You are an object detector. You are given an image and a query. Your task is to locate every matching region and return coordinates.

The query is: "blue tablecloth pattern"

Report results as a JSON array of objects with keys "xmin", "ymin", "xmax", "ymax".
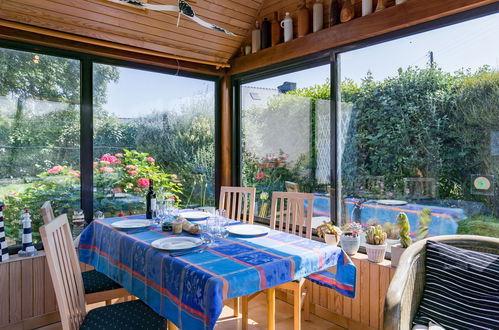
[{"xmin": 78, "ymin": 215, "xmax": 356, "ymax": 330}]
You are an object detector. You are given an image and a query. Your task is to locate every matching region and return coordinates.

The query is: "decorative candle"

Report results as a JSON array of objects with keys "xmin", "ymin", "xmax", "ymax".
[{"xmin": 313, "ymin": 0, "xmax": 324, "ymax": 32}]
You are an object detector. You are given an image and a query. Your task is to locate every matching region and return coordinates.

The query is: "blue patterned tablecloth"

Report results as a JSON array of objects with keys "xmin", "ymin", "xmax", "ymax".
[{"xmin": 78, "ymin": 214, "xmax": 356, "ymax": 330}]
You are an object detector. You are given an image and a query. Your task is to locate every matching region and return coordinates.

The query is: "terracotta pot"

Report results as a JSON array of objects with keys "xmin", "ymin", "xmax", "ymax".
[
  {"xmin": 297, "ymin": 0, "xmax": 310, "ymax": 37},
  {"xmin": 390, "ymin": 244, "xmax": 406, "ymax": 267},
  {"xmin": 340, "ymin": 235, "xmax": 360, "ymax": 255},
  {"xmin": 366, "ymin": 243, "xmax": 387, "ymax": 263},
  {"xmin": 324, "ymin": 233, "xmax": 339, "ymax": 246}
]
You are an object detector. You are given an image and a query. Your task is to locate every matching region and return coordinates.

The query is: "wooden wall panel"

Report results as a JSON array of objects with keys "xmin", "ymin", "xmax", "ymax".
[{"xmin": 0, "ymin": 254, "xmax": 58, "ymax": 329}]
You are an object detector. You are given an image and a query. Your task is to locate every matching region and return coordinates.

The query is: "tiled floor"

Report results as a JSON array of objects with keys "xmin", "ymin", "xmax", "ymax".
[{"xmin": 37, "ymin": 294, "xmax": 343, "ymax": 330}]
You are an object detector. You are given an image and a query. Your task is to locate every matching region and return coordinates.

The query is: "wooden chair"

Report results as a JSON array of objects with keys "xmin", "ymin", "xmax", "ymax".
[
  {"xmin": 40, "ymin": 214, "xmax": 168, "ymax": 330},
  {"xmin": 241, "ymin": 192, "xmax": 314, "ymax": 330},
  {"xmin": 218, "ymin": 186, "xmax": 256, "ymax": 319},
  {"xmin": 41, "ymin": 201, "xmax": 129, "ymax": 305},
  {"xmin": 219, "ymin": 186, "xmax": 256, "ymax": 224}
]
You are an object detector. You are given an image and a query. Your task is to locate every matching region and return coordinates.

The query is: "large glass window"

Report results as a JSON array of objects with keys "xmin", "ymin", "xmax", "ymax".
[
  {"xmin": 240, "ymin": 65, "xmax": 331, "ymax": 227},
  {"xmin": 93, "ymin": 64, "xmax": 216, "ymax": 217},
  {"xmin": 0, "ymin": 48, "xmax": 80, "ymax": 245},
  {"xmin": 338, "ymin": 13, "xmax": 499, "ymax": 244}
]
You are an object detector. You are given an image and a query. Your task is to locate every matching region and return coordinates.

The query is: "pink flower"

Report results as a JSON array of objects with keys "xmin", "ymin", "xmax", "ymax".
[
  {"xmin": 100, "ymin": 154, "xmax": 120, "ymax": 164},
  {"xmin": 146, "ymin": 157, "xmax": 155, "ymax": 163},
  {"xmin": 255, "ymin": 172, "xmax": 266, "ymax": 180},
  {"xmin": 99, "ymin": 160, "xmax": 110, "ymax": 166},
  {"xmin": 127, "ymin": 170, "xmax": 138, "ymax": 176},
  {"xmin": 112, "ymin": 187, "xmax": 122, "ymax": 194},
  {"xmin": 93, "ymin": 162, "xmax": 98, "ymax": 168},
  {"xmin": 115, "ymin": 153, "xmax": 124, "ymax": 158},
  {"xmin": 47, "ymin": 165, "xmax": 64, "ymax": 174},
  {"xmin": 68, "ymin": 170, "xmax": 80, "ymax": 178},
  {"xmin": 281, "ymin": 153, "xmax": 289, "ymax": 159},
  {"xmin": 98, "ymin": 167, "xmax": 114, "ymax": 173},
  {"xmin": 125, "ymin": 165, "xmax": 138, "ymax": 171},
  {"xmin": 137, "ymin": 178, "xmax": 150, "ymax": 188}
]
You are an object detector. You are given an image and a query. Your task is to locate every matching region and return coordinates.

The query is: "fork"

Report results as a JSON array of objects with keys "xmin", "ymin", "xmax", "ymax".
[{"xmin": 169, "ymin": 246, "xmax": 207, "ymax": 257}]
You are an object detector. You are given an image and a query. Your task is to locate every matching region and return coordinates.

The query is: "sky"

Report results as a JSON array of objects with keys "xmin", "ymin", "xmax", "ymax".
[{"xmin": 102, "ymin": 12, "xmax": 499, "ymax": 116}]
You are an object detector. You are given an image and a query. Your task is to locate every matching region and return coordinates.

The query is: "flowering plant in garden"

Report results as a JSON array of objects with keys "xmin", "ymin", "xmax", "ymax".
[
  {"xmin": 243, "ymin": 151, "xmax": 294, "ymax": 192},
  {"xmin": 340, "ymin": 222, "xmax": 363, "ymax": 238}
]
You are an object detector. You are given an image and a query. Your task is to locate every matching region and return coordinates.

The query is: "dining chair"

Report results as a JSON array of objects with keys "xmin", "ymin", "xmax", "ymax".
[
  {"xmin": 40, "ymin": 201, "xmax": 129, "ymax": 305},
  {"xmin": 40, "ymin": 214, "xmax": 168, "ymax": 330},
  {"xmin": 218, "ymin": 186, "xmax": 256, "ymax": 319},
  {"xmin": 219, "ymin": 186, "xmax": 256, "ymax": 224},
  {"xmin": 241, "ymin": 192, "xmax": 314, "ymax": 330}
]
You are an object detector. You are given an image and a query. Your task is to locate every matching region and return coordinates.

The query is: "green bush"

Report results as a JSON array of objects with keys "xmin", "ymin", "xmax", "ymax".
[{"xmin": 457, "ymin": 215, "xmax": 499, "ymax": 238}]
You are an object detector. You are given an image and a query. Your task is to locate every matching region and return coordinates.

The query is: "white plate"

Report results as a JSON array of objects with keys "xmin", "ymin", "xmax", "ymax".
[
  {"xmin": 227, "ymin": 224, "xmax": 270, "ymax": 237},
  {"xmin": 375, "ymin": 200, "xmax": 408, "ymax": 206},
  {"xmin": 111, "ymin": 219, "xmax": 152, "ymax": 229},
  {"xmin": 151, "ymin": 237, "xmax": 203, "ymax": 251},
  {"xmin": 180, "ymin": 211, "xmax": 211, "ymax": 221}
]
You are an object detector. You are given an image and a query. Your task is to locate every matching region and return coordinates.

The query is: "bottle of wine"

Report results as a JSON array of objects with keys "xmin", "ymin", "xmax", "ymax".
[{"xmin": 146, "ymin": 179, "xmax": 156, "ymax": 219}]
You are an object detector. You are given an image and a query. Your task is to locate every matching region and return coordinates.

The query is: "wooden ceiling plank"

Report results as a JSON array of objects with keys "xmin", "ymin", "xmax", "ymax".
[
  {"xmin": 0, "ymin": 10, "xmax": 227, "ymax": 63},
  {"xmin": 229, "ymin": 0, "xmax": 496, "ymax": 75},
  {"xmin": 5, "ymin": 0, "xmax": 236, "ymax": 55},
  {"xmin": 0, "ymin": 4, "xmax": 232, "ymax": 60}
]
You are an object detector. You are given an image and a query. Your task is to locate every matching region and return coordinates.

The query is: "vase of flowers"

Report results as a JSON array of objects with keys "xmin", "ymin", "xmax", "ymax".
[
  {"xmin": 340, "ymin": 222, "xmax": 362, "ymax": 255},
  {"xmin": 317, "ymin": 221, "xmax": 342, "ymax": 246},
  {"xmin": 365, "ymin": 225, "xmax": 388, "ymax": 263}
]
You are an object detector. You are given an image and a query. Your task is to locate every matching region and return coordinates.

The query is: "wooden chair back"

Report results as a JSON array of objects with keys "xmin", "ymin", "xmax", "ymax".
[
  {"xmin": 41, "ymin": 201, "xmax": 55, "ymax": 224},
  {"xmin": 285, "ymin": 181, "xmax": 299, "ymax": 192},
  {"xmin": 219, "ymin": 186, "xmax": 256, "ymax": 224},
  {"xmin": 40, "ymin": 214, "xmax": 86, "ymax": 330},
  {"xmin": 270, "ymin": 192, "xmax": 315, "ymax": 239}
]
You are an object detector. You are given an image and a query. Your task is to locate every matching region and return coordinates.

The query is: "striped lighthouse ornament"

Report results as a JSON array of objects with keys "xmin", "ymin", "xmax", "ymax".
[
  {"xmin": 0, "ymin": 202, "xmax": 9, "ymax": 262},
  {"xmin": 18, "ymin": 210, "xmax": 37, "ymax": 257}
]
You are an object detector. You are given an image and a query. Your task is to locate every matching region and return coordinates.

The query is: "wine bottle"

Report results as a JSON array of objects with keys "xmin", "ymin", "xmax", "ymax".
[{"xmin": 146, "ymin": 180, "xmax": 156, "ymax": 219}]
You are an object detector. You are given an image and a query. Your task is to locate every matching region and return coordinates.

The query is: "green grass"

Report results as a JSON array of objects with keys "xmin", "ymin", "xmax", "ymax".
[{"xmin": 457, "ymin": 215, "xmax": 499, "ymax": 238}]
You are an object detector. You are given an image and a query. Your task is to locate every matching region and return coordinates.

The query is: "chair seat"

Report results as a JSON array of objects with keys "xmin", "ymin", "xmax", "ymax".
[
  {"xmin": 80, "ymin": 300, "xmax": 167, "ymax": 330},
  {"xmin": 82, "ymin": 270, "xmax": 122, "ymax": 294}
]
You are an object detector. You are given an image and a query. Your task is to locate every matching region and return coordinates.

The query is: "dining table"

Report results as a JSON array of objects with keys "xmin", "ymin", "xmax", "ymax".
[{"xmin": 78, "ymin": 213, "xmax": 357, "ymax": 330}]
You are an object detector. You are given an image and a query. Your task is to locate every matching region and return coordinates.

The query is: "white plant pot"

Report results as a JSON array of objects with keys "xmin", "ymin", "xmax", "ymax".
[
  {"xmin": 366, "ymin": 243, "xmax": 387, "ymax": 263},
  {"xmin": 324, "ymin": 233, "xmax": 339, "ymax": 246},
  {"xmin": 396, "ymin": 0, "xmax": 408, "ymax": 4},
  {"xmin": 341, "ymin": 235, "xmax": 360, "ymax": 255},
  {"xmin": 390, "ymin": 244, "xmax": 406, "ymax": 267}
]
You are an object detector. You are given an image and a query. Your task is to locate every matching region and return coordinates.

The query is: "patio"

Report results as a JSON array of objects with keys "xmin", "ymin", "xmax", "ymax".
[{"xmin": 0, "ymin": 0, "xmax": 498, "ymax": 330}]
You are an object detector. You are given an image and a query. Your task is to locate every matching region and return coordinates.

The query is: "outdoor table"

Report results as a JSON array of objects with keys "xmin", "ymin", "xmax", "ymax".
[{"xmin": 78, "ymin": 214, "xmax": 356, "ymax": 330}]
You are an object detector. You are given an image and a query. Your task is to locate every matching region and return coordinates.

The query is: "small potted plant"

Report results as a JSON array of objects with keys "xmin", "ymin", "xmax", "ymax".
[
  {"xmin": 340, "ymin": 222, "xmax": 362, "ymax": 255},
  {"xmin": 391, "ymin": 212, "xmax": 412, "ymax": 267},
  {"xmin": 365, "ymin": 225, "xmax": 388, "ymax": 263},
  {"xmin": 317, "ymin": 221, "xmax": 342, "ymax": 246}
]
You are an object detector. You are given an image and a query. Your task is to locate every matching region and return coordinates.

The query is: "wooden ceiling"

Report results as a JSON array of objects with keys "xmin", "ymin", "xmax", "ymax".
[{"xmin": 0, "ymin": 0, "xmax": 265, "ymax": 66}]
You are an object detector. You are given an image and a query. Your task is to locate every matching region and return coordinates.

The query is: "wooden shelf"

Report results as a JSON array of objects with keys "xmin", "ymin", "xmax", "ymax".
[{"xmin": 229, "ymin": 0, "xmax": 496, "ymax": 75}]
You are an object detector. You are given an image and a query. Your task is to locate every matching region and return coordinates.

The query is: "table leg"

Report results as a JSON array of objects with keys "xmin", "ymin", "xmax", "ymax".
[
  {"xmin": 233, "ymin": 297, "xmax": 240, "ymax": 317},
  {"xmin": 266, "ymin": 288, "xmax": 275, "ymax": 330},
  {"xmin": 167, "ymin": 320, "xmax": 179, "ymax": 330},
  {"xmin": 242, "ymin": 296, "xmax": 249, "ymax": 330}
]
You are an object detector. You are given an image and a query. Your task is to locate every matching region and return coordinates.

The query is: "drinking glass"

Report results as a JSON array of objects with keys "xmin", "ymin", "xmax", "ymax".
[{"xmin": 201, "ymin": 217, "xmax": 215, "ymax": 247}]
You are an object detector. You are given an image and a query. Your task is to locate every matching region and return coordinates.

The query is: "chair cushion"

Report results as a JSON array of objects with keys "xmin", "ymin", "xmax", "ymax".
[
  {"xmin": 80, "ymin": 300, "xmax": 167, "ymax": 330},
  {"xmin": 82, "ymin": 270, "xmax": 122, "ymax": 294},
  {"xmin": 413, "ymin": 240, "xmax": 499, "ymax": 329}
]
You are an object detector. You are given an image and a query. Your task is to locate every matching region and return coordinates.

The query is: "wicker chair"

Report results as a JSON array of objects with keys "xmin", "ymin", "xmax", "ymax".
[{"xmin": 384, "ymin": 235, "xmax": 499, "ymax": 330}]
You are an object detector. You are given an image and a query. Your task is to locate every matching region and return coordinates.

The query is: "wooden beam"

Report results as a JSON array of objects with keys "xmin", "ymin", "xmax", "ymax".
[
  {"xmin": 0, "ymin": 21, "xmax": 227, "ymax": 75},
  {"xmin": 229, "ymin": 0, "xmax": 496, "ymax": 75},
  {"xmin": 220, "ymin": 74, "xmax": 233, "ymax": 186}
]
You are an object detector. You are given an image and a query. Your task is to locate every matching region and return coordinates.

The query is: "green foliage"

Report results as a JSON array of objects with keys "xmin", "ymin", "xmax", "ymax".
[
  {"xmin": 365, "ymin": 225, "xmax": 387, "ymax": 245},
  {"xmin": 397, "ymin": 212, "xmax": 412, "ymax": 248},
  {"xmin": 317, "ymin": 221, "xmax": 341, "ymax": 239},
  {"xmin": 416, "ymin": 208, "xmax": 431, "ymax": 240},
  {"xmin": 457, "ymin": 215, "xmax": 499, "ymax": 238}
]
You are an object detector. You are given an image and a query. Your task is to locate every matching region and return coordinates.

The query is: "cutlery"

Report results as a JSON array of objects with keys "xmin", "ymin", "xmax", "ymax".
[{"xmin": 169, "ymin": 246, "xmax": 207, "ymax": 257}]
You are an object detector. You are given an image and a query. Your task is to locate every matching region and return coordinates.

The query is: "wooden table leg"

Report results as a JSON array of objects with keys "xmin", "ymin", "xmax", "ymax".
[
  {"xmin": 242, "ymin": 295, "xmax": 249, "ymax": 330},
  {"xmin": 266, "ymin": 288, "xmax": 275, "ymax": 330},
  {"xmin": 233, "ymin": 297, "xmax": 240, "ymax": 317}
]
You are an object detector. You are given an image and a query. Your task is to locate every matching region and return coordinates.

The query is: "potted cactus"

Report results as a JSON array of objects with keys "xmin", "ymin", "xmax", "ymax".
[
  {"xmin": 365, "ymin": 225, "xmax": 388, "ymax": 263},
  {"xmin": 391, "ymin": 212, "xmax": 412, "ymax": 267},
  {"xmin": 340, "ymin": 222, "xmax": 362, "ymax": 255},
  {"xmin": 317, "ymin": 221, "xmax": 342, "ymax": 246}
]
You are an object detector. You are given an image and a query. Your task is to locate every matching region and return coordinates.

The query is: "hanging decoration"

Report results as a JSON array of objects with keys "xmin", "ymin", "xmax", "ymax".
[
  {"xmin": 106, "ymin": 0, "xmax": 238, "ymax": 36},
  {"xmin": 0, "ymin": 202, "xmax": 9, "ymax": 262}
]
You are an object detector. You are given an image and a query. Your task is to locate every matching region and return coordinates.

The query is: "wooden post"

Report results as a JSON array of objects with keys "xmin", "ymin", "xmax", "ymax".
[{"xmin": 220, "ymin": 74, "xmax": 232, "ymax": 187}]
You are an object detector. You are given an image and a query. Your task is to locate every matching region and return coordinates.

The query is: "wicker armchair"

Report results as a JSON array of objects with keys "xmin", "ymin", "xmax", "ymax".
[{"xmin": 384, "ymin": 235, "xmax": 499, "ymax": 330}]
